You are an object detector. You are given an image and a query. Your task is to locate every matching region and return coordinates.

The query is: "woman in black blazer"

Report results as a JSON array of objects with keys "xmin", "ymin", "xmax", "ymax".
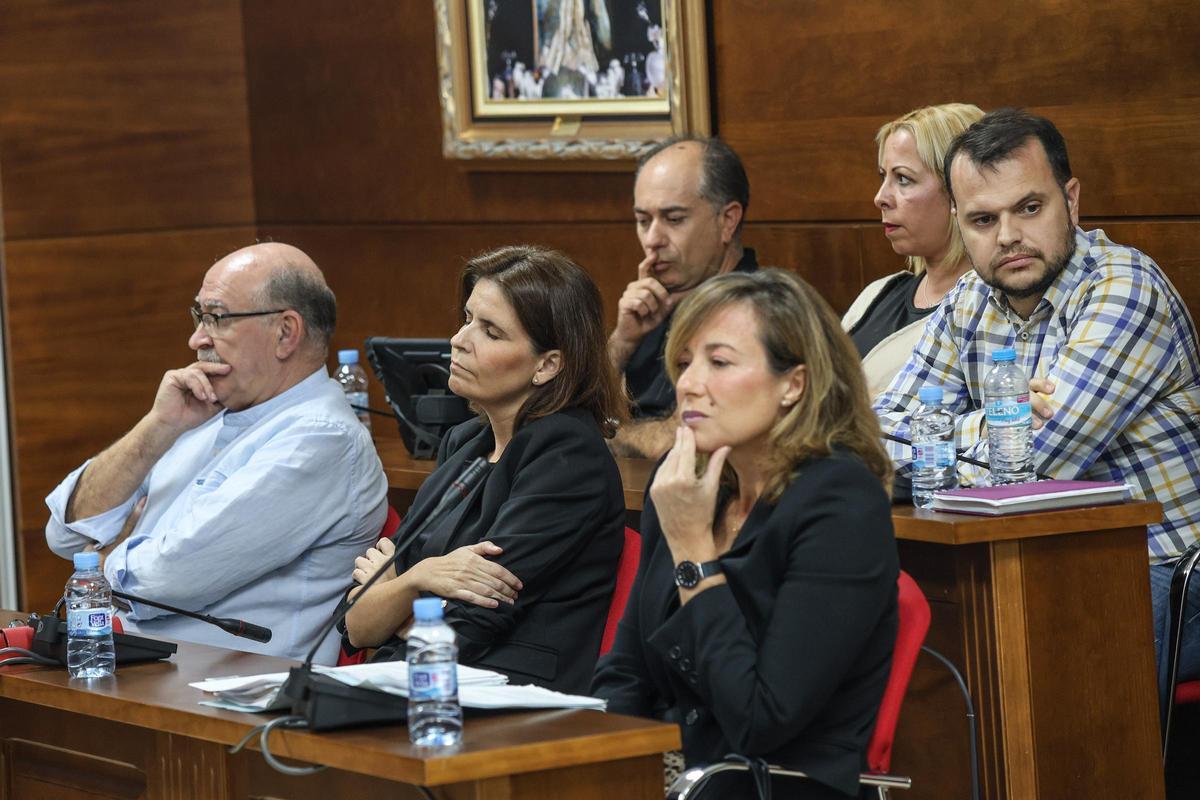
[
  {"xmin": 346, "ymin": 246, "xmax": 626, "ymax": 694},
  {"xmin": 593, "ymin": 269, "xmax": 899, "ymax": 799}
]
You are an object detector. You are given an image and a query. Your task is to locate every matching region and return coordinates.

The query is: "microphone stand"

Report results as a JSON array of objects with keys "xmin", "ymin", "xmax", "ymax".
[
  {"xmin": 280, "ymin": 457, "xmax": 489, "ymax": 731},
  {"xmin": 112, "ymin": 591, "xmax": 272, "ymax": 643}
]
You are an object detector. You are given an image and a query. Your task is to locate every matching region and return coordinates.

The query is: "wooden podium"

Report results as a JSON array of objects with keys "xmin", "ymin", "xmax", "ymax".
[
  {"xmin": 0, "ymin": 626, "xmax": 679, "ymax": 799},
  {"xmin": 891, "ymin": 502, "xmax": 1166, "ymax": 799}
]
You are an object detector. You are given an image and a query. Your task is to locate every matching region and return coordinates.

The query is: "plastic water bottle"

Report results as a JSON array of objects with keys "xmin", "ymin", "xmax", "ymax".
[
  {"xmin": 911, "ymin": 386, "xmax": 957, "ymax": 508},
  {"xmin": 335, "ymin": 349, "xmax": 371, "ymax": 432},
  {"xmin": 983, "ymin": 348, "xmax": 1035, "ymax": 485},
  {"xmin": 407, "ymin": 597, "xmax": 462, "ymax": 747},
  {"xmin": 65, "ymin": 551, "xmax": 116, "ymax": 679}
]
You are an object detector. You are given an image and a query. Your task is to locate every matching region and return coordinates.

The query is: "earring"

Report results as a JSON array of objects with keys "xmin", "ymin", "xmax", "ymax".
[{"xmin": 532, "ymin": 377, "xmax": 540, "ymax": 385}]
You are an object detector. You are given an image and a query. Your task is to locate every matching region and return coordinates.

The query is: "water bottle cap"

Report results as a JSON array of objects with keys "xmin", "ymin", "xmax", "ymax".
[
  {"xmin": 338, "ymin": 349, "xmax": 360, "ymax": 365},
  {"xmin": 412, "ymin": 597, "xmax": 444, "ymax": 621},
  {"xmin": 991, "ymin": 348, "xmax": 1016, "ymax": 363},
  {"xmin": 73, "ymin": 551, "xmax": 100, "ymax": 570},
  {"xmin": 918, "ymin": 386, "xmax": 944, "ymax": 404}
]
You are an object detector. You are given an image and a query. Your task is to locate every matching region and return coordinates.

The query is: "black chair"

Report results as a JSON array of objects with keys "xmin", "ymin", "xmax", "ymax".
[{"xmin": 1162, "ymin": 540, "xmax": 1200, "ymax": 764}]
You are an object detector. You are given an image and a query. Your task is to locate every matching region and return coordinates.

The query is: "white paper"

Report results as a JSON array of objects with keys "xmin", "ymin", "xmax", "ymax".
[{"xmin": 190, "ymin": 661, "xmax": 603, "ymax": 714}]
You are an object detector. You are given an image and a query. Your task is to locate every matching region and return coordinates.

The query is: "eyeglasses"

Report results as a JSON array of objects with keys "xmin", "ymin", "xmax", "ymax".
[{"xmin": 190, "ymin": 304, "xmax": 286, "ymax": 332}]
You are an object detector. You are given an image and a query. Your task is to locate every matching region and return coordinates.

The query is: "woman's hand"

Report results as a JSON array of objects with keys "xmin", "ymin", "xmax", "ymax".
[
  {"xmin": 352, "ymin": 537, "xmax": 399, "ymax": 587},
  {"xmin": 407, "ymin": 542, "xmax": 523, "ymax": 608},
  {"xmin": 649, "ymin": 426, "xmax": 730, "ymax": 564}
]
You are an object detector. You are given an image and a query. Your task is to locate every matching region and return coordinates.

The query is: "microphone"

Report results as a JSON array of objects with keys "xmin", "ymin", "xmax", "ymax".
[
  {"xmin": 281, "ymin": 456, "xmax": 489, "ymax": 731},
  {"xmin": 111, "ymin": 590, "xmax": 272, "ymax": 643},
  {"xmin": 883, "ymin": 432, "xmax": 1050, "ymax": 481}
]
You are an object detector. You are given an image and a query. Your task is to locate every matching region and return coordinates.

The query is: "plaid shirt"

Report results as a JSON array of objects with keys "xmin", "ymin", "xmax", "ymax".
[{"xmin": 875, "ymin": 227, "xmax": 1200, "ymax": 563}]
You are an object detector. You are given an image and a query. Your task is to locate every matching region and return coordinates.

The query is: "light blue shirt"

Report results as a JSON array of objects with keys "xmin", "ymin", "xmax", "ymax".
[{"xmin": 45, "ymin": 368, "xmax": 388, "ymax": 664}]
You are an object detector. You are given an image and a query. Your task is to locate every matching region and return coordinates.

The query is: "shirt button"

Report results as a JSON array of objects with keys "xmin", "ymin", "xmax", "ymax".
[
  {"xmin": 669, "ymin": 646, "xmax": 682, "ymax": 660},
  {"xmin": 1020, "ymin": 332, "xmax": 1030, "ymax": 341},
  {"xmin": 679, "ymin": 657, "xmax": 693, "ymax": 671},
  {"xmin": 685, "ymin": 709, "xmax": 699, "ymax": 725}
]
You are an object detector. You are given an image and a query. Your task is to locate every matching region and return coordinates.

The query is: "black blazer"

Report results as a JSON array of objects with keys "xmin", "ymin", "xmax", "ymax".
[
  {"xmin": 379, "ymin": 408, "xmax": 625, "ymax": 695},
  {"xmin": 593, "ymin": 450, "xmax": 898, "ymax": 799}
]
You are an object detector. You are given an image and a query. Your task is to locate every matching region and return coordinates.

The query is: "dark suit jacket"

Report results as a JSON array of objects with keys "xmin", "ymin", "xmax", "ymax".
[
  {"xmin": 593, "ymin": 450, "xmax": 898, "ymax": 798},
  {"xmin": 379, "ymin": 407, "xmax": 625, "ymax": 695}
]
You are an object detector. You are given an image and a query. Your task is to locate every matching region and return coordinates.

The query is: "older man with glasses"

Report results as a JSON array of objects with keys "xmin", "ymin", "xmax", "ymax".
[{"xmin": 44, "ymin": 242, "xmax": 387, "ymax": 664}]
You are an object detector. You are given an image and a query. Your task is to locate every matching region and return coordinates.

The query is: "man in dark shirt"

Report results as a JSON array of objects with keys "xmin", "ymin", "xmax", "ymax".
[{"xmin": 608, "ymin": 137, "xmax": 758, "ymax": 458}]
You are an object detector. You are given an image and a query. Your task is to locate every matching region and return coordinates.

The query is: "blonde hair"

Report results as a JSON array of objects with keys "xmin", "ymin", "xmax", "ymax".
[
  {"xmin": 665, "ymin": 269, "xmax": 893, "ymax": 502},
  {"xmin": 876, "ymin": 103, "xmax": 984, "ymax": 275}
]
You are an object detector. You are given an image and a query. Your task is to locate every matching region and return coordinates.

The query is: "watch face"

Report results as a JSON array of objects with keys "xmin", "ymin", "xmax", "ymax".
[{"xmin": 674, "ymin": 561, "xmax": 701, "ymax": 589}]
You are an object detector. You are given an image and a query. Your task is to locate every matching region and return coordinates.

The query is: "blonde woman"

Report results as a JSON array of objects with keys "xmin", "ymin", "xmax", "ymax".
[{"xmin": 843, "ymin": 103, "xmax": 984, "ymax": 397}]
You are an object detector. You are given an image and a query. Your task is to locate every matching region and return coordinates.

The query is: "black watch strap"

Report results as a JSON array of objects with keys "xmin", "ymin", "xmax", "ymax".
[{"xmin": 674, "ymin": 559, "xmax": 723, "ymax": 589}]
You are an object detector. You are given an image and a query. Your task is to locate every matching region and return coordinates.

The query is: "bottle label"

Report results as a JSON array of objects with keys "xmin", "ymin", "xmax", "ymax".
[
  {"xmin": 914, "ymin": 441, "xmax": 955, "ymax": 469},
  {"xmin": 409, "ymin": 662, "xmax": 457, "ymax": 701},
  {"xmin": 67, "ymin": 607, "xmax": 112, "ymax": 636},
  {"xmin": 985, "ymin": 395, "xmax": 1031, "ymax": 428},
  {"xmin": 345, "ymin": 391, "xmax": 368, "ymax": 411}
]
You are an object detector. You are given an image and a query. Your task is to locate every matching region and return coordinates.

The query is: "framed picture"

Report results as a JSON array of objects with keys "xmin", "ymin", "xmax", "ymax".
[{"xmin": 434, "ymin": 0, "xmax": 710, "ymax": 161}]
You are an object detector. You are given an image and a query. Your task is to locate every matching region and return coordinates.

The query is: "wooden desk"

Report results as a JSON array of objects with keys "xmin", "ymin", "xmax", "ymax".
[
  {"xmin": 376, "ymin": 434, "xmax": 1167, "ymax": 799},
  {"xmin": 891, "ymin": 502, "xmax": 1165, "ymax": 800},
  {"xmin": 0, "ymin": 627, "xmax": 679, "ymax": 799}
]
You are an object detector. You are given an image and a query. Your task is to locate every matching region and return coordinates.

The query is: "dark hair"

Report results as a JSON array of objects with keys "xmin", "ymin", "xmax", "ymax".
[
  {"xmin": 943, "ymin": 108, "xmax": 1072, "ymax": 203},
  {"xmin": 460, "ymin": 246, "xmax": 625, "ymax": 437},
  {"xmin": 259, "ymin": 266, "xmax": 337, "ymax": 351},
  {"xmin": 665, "ymin": 269, "xmax": 893, "ymax": 501},
  {"xmin": 636, "ymin": 136, "xmax": 750, "ymax": 236}
]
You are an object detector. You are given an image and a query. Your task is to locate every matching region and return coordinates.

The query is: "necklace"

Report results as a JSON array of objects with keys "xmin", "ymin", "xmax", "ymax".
[{"xmin": 916, "ymin": 275, "xmax": 931, "ymax": 308}]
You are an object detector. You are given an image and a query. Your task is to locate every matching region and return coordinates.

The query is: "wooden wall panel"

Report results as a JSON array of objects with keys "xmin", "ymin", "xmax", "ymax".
[
  {"xmin": 241, "ymin": 0, "xmax": 631, "ymax": 225},
  {"xmin": 0, "ymin": 0, "xmax": 254, "ymax": 240},
  {"xmin": 714, "ymin": 0, "xmax": 1200, "ymax": 221},
  {"xmin": 4, "ymin": 0, "xmax": 1199, "ymax": 629},
  {"xmin": 7, "ymin": 229, "xmax": 258, "ymax": 614}
]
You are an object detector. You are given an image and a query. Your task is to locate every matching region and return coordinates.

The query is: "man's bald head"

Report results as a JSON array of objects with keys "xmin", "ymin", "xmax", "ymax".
[
  {"xmin": 216, "ymin": 243, "xmax": 337, "ymax": 355},
  {"xmin": 634, "ymin": 136, "xmax": 750, "ymax": 238}
]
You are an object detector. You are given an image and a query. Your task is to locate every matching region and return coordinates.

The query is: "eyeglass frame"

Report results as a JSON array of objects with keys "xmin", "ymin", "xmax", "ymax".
[{"xmin": 190, "ymin": 303, "xmax": 288, "ymax": 332}]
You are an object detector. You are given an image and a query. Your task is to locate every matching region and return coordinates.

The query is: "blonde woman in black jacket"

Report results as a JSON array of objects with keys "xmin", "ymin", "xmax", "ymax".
[{"xmin": 594, "ymin": 269, "xmax": 898, "ymax": 799}]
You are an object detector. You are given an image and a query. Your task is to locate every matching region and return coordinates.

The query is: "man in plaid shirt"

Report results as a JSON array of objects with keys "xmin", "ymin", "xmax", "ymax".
[{"xmin": 874, "ymin": 109, "xmax": 1200, "ymax": 710}]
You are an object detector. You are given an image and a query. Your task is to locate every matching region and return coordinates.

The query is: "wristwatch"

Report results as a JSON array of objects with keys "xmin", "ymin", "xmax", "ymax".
[{"xmin": 673, "ymin": 559, "xmax": 722, "ymax": 589}]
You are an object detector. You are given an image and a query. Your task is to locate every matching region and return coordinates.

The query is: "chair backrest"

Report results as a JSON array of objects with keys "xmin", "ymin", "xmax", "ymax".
[
  {"xmin": 336, "ymin": 505, "xmax": 402, "ymax": 667},
  {"xmin": 600, "ymin": 527, "xmax": 642, "ymax": 656},
  {"xmin": 381, "ymin": 504, "xmax": 402, "ymax": 540},
  {"xmin": 866, "ymin": 569, "xmax": 932, "ymax": 774}
]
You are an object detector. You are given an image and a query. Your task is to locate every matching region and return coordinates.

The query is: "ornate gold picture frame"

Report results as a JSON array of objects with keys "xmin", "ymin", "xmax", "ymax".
[{"xmin": 434, "ymin": 0, "xmax": 710, "ymax": 161}]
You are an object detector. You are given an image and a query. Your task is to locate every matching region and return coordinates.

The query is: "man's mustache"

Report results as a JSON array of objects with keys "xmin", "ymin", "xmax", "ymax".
[
  {"xmin": 990, "ymin": 246, "xmax": 1043, "ymax": 269},
  {"xmin": 198, "ymin": 349, "xmax": 225, "ymax": 365}
]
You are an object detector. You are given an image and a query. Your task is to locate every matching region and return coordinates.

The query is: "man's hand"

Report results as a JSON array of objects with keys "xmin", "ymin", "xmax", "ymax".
[
  {"xmin": 149, "ymin": 361, "xmax": 231, "ymax": 435},
  {"xmin": 608, "ymin": 414, "xmax": 678, "ymax": 459},
  {"xmin": 608, "ymin": 254, "xmax": 675, "ymax": 370},
  {"xmin": 67, "ymin": 362, "xmax": 230, "ymax": 524},
  {"xmin": 1030, "ymin": 377, "xmax": 1056, "ymax": 430}
]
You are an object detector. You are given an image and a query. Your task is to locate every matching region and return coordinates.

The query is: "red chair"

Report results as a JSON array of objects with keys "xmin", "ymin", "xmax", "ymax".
[
  {"xmin": 600, "ymin": 527, "xmax": 642, "ymax": 656},
  {"xmin": 336, "ymin": 505, "xmax": 402, "ymax": 666},
  {"xmin": 666, "ymin": 570, "xmax": 931, "ymax": 799}
]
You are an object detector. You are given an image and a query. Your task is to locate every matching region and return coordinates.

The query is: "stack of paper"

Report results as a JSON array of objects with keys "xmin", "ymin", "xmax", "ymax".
[{"xmin": 190, "ymin": 661, "xmax": 605, "ymax": 713}]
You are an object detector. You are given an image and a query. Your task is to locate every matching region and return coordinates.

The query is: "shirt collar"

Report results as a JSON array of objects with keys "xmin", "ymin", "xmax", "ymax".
[{"xmin": 221, "ymin": 367, "xmax": 329, "ymax": 429}]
